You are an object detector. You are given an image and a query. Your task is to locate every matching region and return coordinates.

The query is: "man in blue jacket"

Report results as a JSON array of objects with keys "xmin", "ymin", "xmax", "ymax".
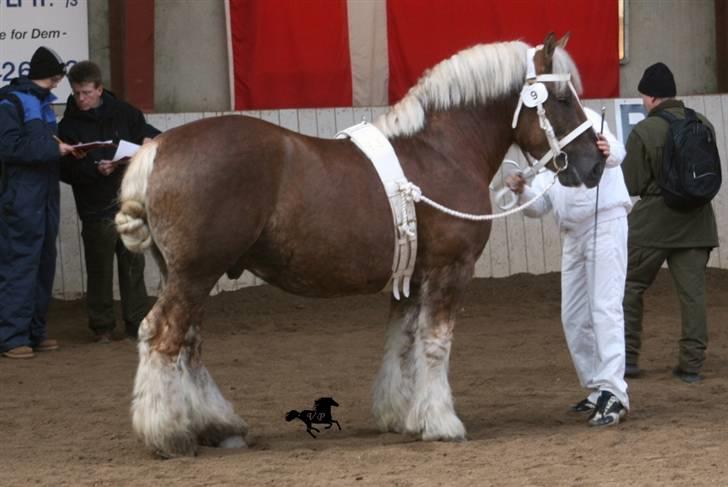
[{"xmin": 0, "ymin": 46, "xmax": 79, "ymax": 359}]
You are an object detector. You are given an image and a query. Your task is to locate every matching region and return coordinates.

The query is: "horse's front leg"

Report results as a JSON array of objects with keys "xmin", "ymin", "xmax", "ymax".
[
  {"xmin": 372, "ymin": 294, "xmax": 420, "ymax": 433},
  {"xmin": 132, "ymin": 276, "xmax": 248, "ymax": 457},
  {"xmin": 407, "ymin": 267, "xmax": 470, "ymax": 441}
]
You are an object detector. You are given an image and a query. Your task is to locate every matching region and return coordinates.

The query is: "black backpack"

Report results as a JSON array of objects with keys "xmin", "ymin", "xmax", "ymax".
[{"xmin": 655, "ymin": 108, "xmax": 722, "ymax": 211}]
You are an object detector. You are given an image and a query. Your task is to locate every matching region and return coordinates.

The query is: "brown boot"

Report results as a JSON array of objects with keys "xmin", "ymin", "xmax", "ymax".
[
  {"xmin": 3, "ymin": 346, "xmax": 35, "ymax": 359},
  {"xmin": 34, "ymin": 339, "xmax": 59, "ymax": 352}
]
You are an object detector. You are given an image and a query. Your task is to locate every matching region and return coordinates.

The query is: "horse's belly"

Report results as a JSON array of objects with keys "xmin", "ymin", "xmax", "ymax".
[
  {"xmin": 246, "ymin": 224, "xmax": 395, "ymax": 297},
  {"xmin": 247, "ymin": 252, "xmax": 392, "ymax": 297}
]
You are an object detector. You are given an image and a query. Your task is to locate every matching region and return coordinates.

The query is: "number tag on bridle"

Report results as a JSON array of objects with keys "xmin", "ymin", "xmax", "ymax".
[{"xmin": 521, "ymin": 82, "xmax": 548, "ymax": 108}]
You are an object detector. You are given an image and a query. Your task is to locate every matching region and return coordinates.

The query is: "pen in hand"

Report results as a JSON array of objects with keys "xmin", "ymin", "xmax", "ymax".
[{"xmin": 54, "ymin": 135, "xmax": 85, "ymax": 159}]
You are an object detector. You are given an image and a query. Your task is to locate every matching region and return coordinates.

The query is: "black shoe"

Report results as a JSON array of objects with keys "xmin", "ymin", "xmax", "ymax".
[
  {"xmin": 672, "ymin": 367, "xmax": 702, "ymax": 384},
  {"xmin": 570, "ymin": 398, "xmax": 596, "ymax": 413},
  {"xmin": 625, "ymin": 364, "xmax": 642, "ymax": 378},
  {"xmin": 588, "ymin": 391, "xmax": 626, "ymax": 427},
  {"xmin": 124, "ymin": 323, "xmax": 139, "ymax": 340}
]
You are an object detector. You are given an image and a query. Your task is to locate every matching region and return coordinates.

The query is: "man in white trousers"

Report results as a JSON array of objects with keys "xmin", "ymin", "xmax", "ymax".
[{"xmin": 505, "ymin": 106, "xmax": 631, "ymax": 427}]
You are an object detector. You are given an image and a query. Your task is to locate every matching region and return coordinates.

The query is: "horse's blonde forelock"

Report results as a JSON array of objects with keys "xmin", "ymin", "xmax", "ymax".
[
  {"xmin": 374, "ymin": 41, "xmax": 585, "ymax": 138},
  {"xmin": 375, "ymin": 41, "xmax": 529, "ymax": 137},
  {"xmin": 553, "ymin": 46, "xmax": 583, "ymax": 96}
]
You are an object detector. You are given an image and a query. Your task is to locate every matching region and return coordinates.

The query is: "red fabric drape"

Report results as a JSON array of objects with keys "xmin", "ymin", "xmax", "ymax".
[
  {"xmin": 230, "ymin": 0, "xmax": 352, "ymax": 110},
  {"xmin": 386, "ymin": 0, "xmax": 619, "ymax": 103}
]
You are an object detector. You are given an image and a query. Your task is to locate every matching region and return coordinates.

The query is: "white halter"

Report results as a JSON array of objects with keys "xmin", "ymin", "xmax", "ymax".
[{"xmin": 510, "ymin": 47, "xmax": 592, "ymax": 177}]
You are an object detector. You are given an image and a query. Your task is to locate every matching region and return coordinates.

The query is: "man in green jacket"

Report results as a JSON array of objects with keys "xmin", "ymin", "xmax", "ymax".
[{"xmin": 621, "ymin": 62, "xmax": 719, "ymax": 383}]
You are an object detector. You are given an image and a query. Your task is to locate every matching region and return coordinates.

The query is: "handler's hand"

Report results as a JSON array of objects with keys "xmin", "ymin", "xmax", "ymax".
[
  {"xmin": 505, "ymin": 174, "xmax": 526, "ymax": 194},
  {"xmin": 596, "ymin": 134, "xmax": 610, "ymax": 158},
  {"xmin": 97, "ymin": 160, "xmax": 117, "ymax": 176},
  {"xmin": 59, "ymin": 142, "xmax": 85, "ymax": 158}
]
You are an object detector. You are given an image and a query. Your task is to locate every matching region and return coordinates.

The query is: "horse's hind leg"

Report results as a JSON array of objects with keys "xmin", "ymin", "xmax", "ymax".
[
  {"xmin": 132, "ymin": 274, "xmax": 247, "ymax": 457},
  {"xmin": 306, "ymin": 424, "xmax": 319, "ymax": 438},
  {"xmin": 372, "ymin": 296, "xmax": 420, "ymax": 433}
]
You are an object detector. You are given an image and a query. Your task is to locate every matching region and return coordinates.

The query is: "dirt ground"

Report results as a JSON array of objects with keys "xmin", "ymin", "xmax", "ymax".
[{"xmin": 2, "ymin": 269, "xmax": 728, "ymax": 486}]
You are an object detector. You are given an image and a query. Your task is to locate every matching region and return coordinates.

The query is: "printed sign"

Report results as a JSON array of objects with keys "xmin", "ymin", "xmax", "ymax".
[
  {"xmin": 0, "ymin": 0, "xmax": 89, "ymax": 103},
  {"xmin": 614, "ymin": 98, "xmax": 647, "ymax": 145}
]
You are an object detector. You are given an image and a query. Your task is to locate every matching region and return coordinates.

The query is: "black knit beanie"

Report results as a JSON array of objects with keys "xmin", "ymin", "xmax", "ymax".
[
  {"xmin": 637, "ymin": 62, "xmax": 676, "ymax": 98},
  {"xmin": 28, "ymin": 46, "xmax": 66, "ymax": 80}
]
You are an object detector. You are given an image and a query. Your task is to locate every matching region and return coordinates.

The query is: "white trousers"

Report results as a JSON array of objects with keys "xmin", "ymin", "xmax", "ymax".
[{"xmin": 561, "ymin": 215, "xmax": 629, "ymax": 409}]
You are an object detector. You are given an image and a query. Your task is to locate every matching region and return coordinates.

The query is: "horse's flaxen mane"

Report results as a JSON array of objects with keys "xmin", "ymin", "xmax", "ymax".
[{"xmin": 374, "ymin": 41, "xmax": 582, "ymax": 138}]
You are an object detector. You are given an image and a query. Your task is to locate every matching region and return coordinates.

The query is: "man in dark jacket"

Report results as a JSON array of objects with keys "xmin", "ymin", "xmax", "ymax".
[
  {"xmin": 59, "ymin": 61, "xmax": 160, "ymax": 343},
  {"xmin": 0, "ymin": 46, "xmax": 79, "ymax": 359},
  {"xmin": 621, "ymin": 62, "xmax": 719, "ymax": 383}
]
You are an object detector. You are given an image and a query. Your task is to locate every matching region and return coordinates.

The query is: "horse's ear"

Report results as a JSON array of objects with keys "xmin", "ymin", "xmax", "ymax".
[
  {"xmin": 541, "ymin": 32, "xmax": 557, "ymax": 71},
  {"xmin": 556, "ymin": 32, "xmax": 570, "ymax": 50}
]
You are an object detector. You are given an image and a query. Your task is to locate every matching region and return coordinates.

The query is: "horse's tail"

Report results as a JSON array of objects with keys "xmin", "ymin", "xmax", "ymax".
[{"xmin": 115, "ymin": 141, "xmax": 159, "ymax": 253}]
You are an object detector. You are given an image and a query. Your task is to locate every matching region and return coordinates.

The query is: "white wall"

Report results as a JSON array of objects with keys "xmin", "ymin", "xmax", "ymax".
[
  {"xmin": 154, "ymin": 0, "xmax": 230, "ymax": 112},
  {"xmin": 52, "ymin": 95, "xmax": 728, "ymax": 299},
  {"xmin": 620, "ymin": 0, "xmax": 716, "ymax": 96}
]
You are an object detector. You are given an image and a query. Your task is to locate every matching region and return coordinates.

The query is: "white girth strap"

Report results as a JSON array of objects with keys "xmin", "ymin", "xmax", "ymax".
[{"xmin": 336, "ymin": 121, "xmax": 417, "ymax": 300}]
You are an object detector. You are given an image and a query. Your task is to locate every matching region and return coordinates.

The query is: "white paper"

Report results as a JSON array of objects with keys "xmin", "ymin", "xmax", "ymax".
[
  {"xmin": 628, "ymin": 112, "xmax": 645, "ymax": 124},
  {"xmin": 113, "ymin": 140, "xmax": 141, "ymax": 162}
]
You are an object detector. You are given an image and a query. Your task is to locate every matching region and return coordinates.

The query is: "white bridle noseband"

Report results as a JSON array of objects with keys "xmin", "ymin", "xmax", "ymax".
[{"xmin": 510, "ymin": 47, "xmax": 592, "ymax": 177}]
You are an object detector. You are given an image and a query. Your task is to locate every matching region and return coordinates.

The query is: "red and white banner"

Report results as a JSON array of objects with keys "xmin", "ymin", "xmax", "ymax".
[{"xmin": 227, "ymin": 0, "xmax": 619, "ymax": 110}]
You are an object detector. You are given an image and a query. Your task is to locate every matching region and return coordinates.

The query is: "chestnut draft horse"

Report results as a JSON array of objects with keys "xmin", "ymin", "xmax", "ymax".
[{"xmin": 115, "ymin": 33, "xmax": 604, "ymax": 457}]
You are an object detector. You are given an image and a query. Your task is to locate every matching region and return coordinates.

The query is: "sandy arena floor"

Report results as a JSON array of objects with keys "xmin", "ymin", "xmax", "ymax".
[{"xmin": 2, "ymin": 269, "xmax": 728, "ymax": 486}]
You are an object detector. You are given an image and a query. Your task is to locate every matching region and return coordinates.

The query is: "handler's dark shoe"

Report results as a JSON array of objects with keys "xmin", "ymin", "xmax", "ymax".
[
  {"xmin": 588, "ymin": 391, "xmax": 626, "ymax": 427},
  {"xmin": 34, "ymin": 339, "xmax": 59, "ymax": 352},
  {"xmin": 672, "ymin": 367, "xmax": 702, "ymax": 384},
  {"xmin": 624, "ymin": 363, "xmax": 642, "ymax": 378},
  {"xmin": 569, "ymin": 398, "xmax": 596, "ymax": 413}
]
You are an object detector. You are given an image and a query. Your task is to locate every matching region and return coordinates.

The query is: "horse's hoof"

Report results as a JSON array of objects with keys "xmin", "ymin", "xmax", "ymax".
[
  {"xmin": 219, "ymin": 435, "xmax": 247, "ymax": 448},
  {"xmin": 421, "ymin": 431, "xmax": 467, "ymax": 442}
]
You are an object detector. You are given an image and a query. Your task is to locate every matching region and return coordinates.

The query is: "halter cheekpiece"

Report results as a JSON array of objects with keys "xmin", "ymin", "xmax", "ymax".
[{"xmin": 510, "ymin": 46, "xmax": 593, "ymax": 176}]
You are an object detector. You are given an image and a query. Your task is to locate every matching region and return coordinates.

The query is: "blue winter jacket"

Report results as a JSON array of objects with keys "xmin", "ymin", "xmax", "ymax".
[
  {"xmin": 0, "ymin": 76, "xmax": 60, "ymax": 162},
  {"xmin": 0, "ymin": 77, "xmax": 61, "ymax": 200}
]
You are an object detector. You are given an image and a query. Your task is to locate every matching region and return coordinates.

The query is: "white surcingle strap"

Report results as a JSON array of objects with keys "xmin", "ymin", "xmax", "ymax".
[{"xmin": 336, "ymin": 121, "xmax": 417, "ymax": 300}]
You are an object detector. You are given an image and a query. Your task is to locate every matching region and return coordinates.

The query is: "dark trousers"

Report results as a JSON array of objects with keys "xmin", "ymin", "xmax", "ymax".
[
  {"xmin": 623, "ymin": 246, "xmax": 711, "ymax": 374},
  {"xmin": 0, "ymin": 179, "xmax": 58, "ymax": 352},
  {"xmin": 82, "ymin": 219, "xmax": 148, "ymax": 337}
]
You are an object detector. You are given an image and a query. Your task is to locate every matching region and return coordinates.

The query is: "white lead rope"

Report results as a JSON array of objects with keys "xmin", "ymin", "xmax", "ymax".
[{"xmin": 398, "ymin": 169, "xmax": 561, "ymax": 221}]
